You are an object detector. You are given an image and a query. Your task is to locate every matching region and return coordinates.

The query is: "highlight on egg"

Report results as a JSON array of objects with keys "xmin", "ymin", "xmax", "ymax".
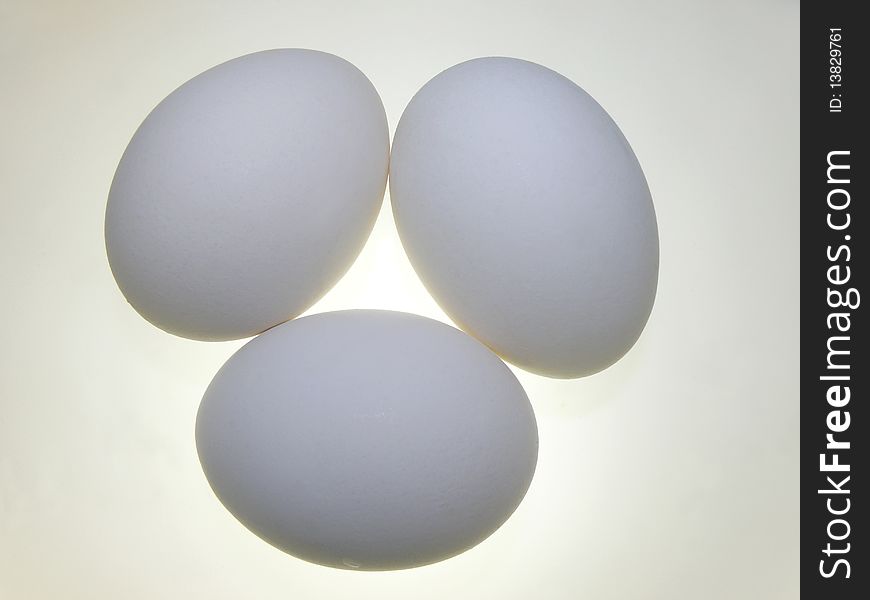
[
  {"xmin": 105, "ymin": 49, "xmax": 390, "ymax": 341},
  {"xmin": 390, "ymin": 57, "xmax": 659, "ymax": 379},
  {"xmin": 196, "ymin": 310, "xmax": 539, "ymax": 570}
]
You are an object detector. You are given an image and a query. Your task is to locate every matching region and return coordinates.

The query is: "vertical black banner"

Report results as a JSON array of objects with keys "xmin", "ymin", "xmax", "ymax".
[{"xmin": 802, "ymin": 3, "xmax": 867, "ymax": 597}]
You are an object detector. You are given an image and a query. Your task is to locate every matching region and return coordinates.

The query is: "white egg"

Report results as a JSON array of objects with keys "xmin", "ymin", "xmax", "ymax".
[
  {"xmin": 105, "ymin": 49, "xmax": 389, "ymax": 341},
  {"xmin": 390, "ymin": 57, "xmax": 659, "ymax": 378},
  {"xmin": 196, "ymin": 310, "xmax": 538, "ymax": 570}
]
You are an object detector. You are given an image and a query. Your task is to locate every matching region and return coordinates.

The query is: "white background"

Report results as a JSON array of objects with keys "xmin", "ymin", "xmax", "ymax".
[{"xmin": 0, "ymin": 1, "xmax": 799, "ymax": 598}]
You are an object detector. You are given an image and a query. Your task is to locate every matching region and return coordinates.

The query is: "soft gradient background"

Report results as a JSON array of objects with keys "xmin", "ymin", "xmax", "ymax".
[{"xmin": 0, "ymin": 1, "xmax": 799, "ymax": 598}]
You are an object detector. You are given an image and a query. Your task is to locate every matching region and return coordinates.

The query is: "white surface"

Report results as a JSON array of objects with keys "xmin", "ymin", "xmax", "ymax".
[
  {"xmin": 105, "ymin": 49, "xmax": 389, "ymax": 340},
  {"xmin": 0, "ymin": 1, "xmax": 798, "ymax": 598},
  {"xmin": 196, "ymin": 310, "xmax": 538, "ymax": 570},
  {"xmin": 391, "ymin": 57, "xmax": 658, "ymax": 378}
]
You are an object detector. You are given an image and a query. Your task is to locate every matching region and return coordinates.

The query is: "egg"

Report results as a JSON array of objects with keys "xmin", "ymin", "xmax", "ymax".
[
  {"xmin": 390, "ymin": 57, "xmax": 659, "ymax": 378},
  {"xmin": 196, "ymin": 310, "xmax": 538, "ymax": 570},
  {"xmin": 105, "ymin": 49, "xmax": 389, "ymax": 341}
]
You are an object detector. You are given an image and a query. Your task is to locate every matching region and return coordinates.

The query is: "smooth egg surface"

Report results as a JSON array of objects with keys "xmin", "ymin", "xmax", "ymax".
[
  {"xmin": 196, "ymin": 310, "xmax": 539, "ymax": 570},
  {"xmin": 105, "ymin": 49, "xmax": 389, "ymax": 341},
  {"xmin": 390, "ymin": 57, "xmax": 659, "ymax": 378}
]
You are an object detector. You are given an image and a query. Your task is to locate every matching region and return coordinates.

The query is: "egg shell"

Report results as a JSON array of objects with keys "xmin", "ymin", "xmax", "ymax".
[
  {"xmin": 390, "ymin": 57, "xmax": 659, "ymax": 378},
  {"xmin": 195, "ymin": 310, "xmax": 538, "ymax": 570},
  {"xmin": 105, "ymin": 49, "xmax": 389, "ymax": 341}
]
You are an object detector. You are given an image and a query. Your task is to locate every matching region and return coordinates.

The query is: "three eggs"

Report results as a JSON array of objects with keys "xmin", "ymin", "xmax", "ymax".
[{"xmin": 105, "ymin": 49, "xmax": 658, "ymax": 570}]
